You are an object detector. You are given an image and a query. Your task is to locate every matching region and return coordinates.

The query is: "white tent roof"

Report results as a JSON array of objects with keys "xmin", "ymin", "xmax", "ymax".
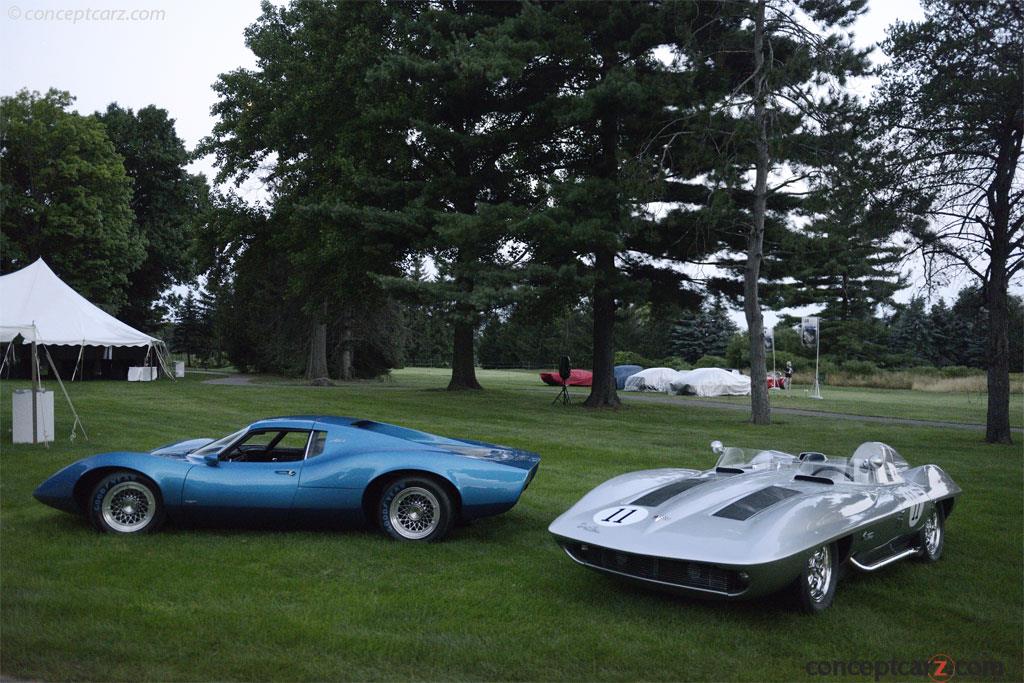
[{"xmin": 0, "ymin": 259, "xmax": 159, "ymax": 347}]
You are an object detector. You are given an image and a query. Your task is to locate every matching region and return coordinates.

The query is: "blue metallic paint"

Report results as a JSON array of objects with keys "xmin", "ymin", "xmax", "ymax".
[{"xmin": 34, "ymin": 416, "xmax": 541, "ymax": 530}]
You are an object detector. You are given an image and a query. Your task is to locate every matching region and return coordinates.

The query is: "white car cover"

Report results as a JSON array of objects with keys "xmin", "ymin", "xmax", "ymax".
[
  {"xmin": 669, "ymin": 368, "xmax": 751, "ymax": 397},
  {"xmin": 622, "ymin": 367, "xmax": 683, "ymax": 393}
]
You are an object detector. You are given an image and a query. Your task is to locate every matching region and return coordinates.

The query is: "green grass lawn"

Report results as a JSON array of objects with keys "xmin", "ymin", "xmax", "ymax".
[
  {"xmin": 2, "ymin": 369, "xmax": 1022, "ymax": 681},
  {"xmin": 664, "ymin": 383, "xmax": 1024, "ymax": 428}
]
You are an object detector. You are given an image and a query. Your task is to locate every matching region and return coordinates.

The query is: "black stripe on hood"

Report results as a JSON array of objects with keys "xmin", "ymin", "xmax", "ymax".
[
  {"xmin": 632, "ymin": 477, "xmax": 711, "ymax": 507},
  {"xmin": 713, "ymin": 486, "xmax": 799, "ymax": 521}
]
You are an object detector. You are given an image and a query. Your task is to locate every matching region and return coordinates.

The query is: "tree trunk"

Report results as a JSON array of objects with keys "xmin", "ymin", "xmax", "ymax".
[
  {"xmin": 447, "ymin": 317, "xmax": 482, "ymax": 390},
  {"xmin": 745, "ymin": 0, "xmax": 771, "ymax": 425},
  {"xmin": 584, "ymin": 248, "xmax": 620, "ymax": 408},
  {"xmin": 339, "ymin": 313, "xmax": 354, "ymax": 381},
  {"xmin": 583, "ymin": 47, "xmax": 621, "ymax": 409},
  {"xmin": 305, "ymin": 320, "xmax": 330, "ymax": 385},
  {"xmin": 985, "ymin": 268, "xmax": 1012, "ymax": 444}
]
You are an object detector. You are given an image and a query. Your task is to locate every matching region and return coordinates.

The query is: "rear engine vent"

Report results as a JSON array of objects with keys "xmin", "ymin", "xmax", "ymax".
[{"xmin": 713, "ymin": 486, "xmax": 799, "ymax": 521}]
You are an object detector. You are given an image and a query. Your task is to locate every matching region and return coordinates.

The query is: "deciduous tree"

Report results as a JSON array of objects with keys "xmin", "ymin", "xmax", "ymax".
[{"xmin": 874, "ymin": 0, "xmax": 1023, "ymax": 443}]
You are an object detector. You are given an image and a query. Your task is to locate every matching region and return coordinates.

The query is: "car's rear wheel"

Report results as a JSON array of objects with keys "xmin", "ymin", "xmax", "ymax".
[
  {"xmin": 89, "ymin": 471, "xmax": 164, "ymax": 534},
  {"xmin": 379, "ymin": 477, "xmax": 453, "ymax": 542},
  {"xmin": 794, "ymin": 542, "xmax": 838, "ymax": 614},
  {"xmin": 916, "ymin": 506, "xmax": 945, "ymax": 562}
]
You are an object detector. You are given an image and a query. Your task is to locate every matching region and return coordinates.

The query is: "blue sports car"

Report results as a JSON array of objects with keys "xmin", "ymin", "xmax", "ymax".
[{"xmin": 33, "ymin": 416, "xmax": 541, "ymax": 542}]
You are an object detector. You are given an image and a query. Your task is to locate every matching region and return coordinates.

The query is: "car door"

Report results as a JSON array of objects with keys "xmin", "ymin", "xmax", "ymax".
[{"xmin": 182, "ymin": 429, "xmax": 309, "ymax": 524}]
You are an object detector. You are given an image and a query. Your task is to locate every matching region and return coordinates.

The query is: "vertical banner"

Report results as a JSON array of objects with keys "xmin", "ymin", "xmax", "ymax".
[
  {"xmin": 763, "ymin": 326, "xmax": 776, "ymax": 380},
  {"xmin": 800, "ymin": 317, "xmax": 819, "ymax": 349},
  {"xmin": 801, "ymin": 317, "xmax": 823, "ymax": 399}
]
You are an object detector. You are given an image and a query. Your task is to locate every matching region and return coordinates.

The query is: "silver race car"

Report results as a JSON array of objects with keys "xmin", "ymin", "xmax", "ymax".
[{"xmin": 549, "ymin": 441, "xmax": 960, "ymax": 613}]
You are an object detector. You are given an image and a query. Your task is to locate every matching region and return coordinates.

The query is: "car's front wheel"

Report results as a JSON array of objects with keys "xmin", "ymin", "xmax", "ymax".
[
  {"xmin": 794, "ymin": 542, "xmax": 838, "ymax": 613},
  {"xmin": 89, "ymin": 471, "xmax": 164, "ymax": 534},
  {"xmin": 916, "ymin": 506, "xmax": 945, "ymax": 562},
  {"xmin": 379, "ymin": 477, "xmax": 454, "ymax": 542}
]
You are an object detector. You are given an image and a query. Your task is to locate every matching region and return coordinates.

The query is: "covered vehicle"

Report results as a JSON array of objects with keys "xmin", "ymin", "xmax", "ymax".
[
  {"xmin": 549, "ymin": 441, "xmax": 959, "ymax": 612},
  {"xmin": 669, "ymin": 367, "xmax": 751, "ymax": 397},
  {"xmin": 614, "ymin": 365, "xmax": 644, "ymax": 390},
  {"xmin": 622, "ymin": 367, "xmax": 682, "ymax": 393},
  {"xmin": 34, "ymin": 416, "xmax": 541, "ymax": 542},
  {"xmin": 540, "ymin": 369, "xmax": 593, "ymax": 387}
]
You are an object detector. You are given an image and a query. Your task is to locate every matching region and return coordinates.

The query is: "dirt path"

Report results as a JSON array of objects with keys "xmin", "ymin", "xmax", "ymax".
[{"xmin": 198, "ymin": 372, "xmax": 1020, "ymax": 433}]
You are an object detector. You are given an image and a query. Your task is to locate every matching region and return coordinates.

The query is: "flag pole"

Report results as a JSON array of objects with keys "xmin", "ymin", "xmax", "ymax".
[{"xmin": 810, "ymin": 322, "xmax": 822, "ymax": 400}]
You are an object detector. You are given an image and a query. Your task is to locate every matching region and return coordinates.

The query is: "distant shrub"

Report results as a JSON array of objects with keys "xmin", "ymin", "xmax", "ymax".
[
  {"xmin": 615, "ymin": 351, "xmax": 655, "ymax": 367},
  {"xmin": 653, "ymin": 356, "xmax": 690, "ymax": 370},
  {"xmin": 694, "ymin": 354, "xmax": 728, "ymax": 369},
  {"xmin": 840, "ymin": 360, "xmax": 878, "ymax": 375},
  {"xmin": 939, "ymin": 365, "xmax": 976, "ymax": 378}
]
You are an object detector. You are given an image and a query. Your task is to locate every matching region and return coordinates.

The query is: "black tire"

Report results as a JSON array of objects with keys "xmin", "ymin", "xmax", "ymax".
[
  {"xmin": 378, "ymin": 477, "xmax": 453, "ymax": 542},
  {"xmin": 793, "ymin": 542, "xmax": 839, "ymax": 614},
  {"xmin": 916, "ymin": 505, "xmax": 945, "ymax": 562},
  {"xmin": 89, "ymin": 470, "xmax": 165, "ymax": 534}
]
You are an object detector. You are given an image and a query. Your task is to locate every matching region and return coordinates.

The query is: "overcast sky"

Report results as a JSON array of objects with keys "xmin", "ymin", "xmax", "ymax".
[{"xmin": 6, "ymin": 0, "xmax": 998, "ymax": 330}]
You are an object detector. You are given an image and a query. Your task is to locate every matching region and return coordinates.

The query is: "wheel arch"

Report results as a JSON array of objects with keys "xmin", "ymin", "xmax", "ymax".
[
  {"xmin": 74, "ymin": 467, "xmax": 163, "ymax": 514},
  {"xmin": 834, "ymin": 533, "xmax": 855, "ymax": 566},
  {"xmin": 361, "ymin": 469, "xmax": 462, "ymax": 523}
]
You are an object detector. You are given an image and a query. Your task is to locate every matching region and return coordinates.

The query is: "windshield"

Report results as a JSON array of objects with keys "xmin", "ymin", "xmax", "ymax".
[
  {"xmin": 192, "ymin": 428, "xmax": 247, "ymax": 457},
  {"xmin": 715, "ymin": 447, "xmax": 797, "ymax": 471},
  {"xmin": 797, "ymin": 443, "xmax": 905, "ymax": 485}
]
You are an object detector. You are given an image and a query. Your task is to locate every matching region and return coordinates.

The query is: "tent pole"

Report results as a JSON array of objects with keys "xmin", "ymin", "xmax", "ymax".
[
  {"xmin": 0, "ymin": 341, "xmax": 14, "ymax": 378},
  {"xmin": 31, "ymin": 340, "xmax": 39, "ymax": 444},
  {"xmin": 42, "ymin": 345, "xmax": 87, "ymax": 441},
  {"xmin": 71, "ymin": 343, "xmax": 84, "ymax": 382}
]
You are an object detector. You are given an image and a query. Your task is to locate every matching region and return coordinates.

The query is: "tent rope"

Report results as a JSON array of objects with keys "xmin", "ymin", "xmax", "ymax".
[{"xmin": 41, "ymin": 345, "xmax": 88, "ymax": 441}]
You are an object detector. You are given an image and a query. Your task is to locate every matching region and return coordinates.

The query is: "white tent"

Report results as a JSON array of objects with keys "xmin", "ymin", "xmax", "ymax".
[
  {"xmin": 623, "ymin": 367, "xmax": 684, "ymax": 393},
  {"xmin": 0, "ymin": 259, "xmax": 159, "ymax": 348},
  {"xmin": 669, "ymin": 368, "xmax": 751, "ymax": 397},
  {"xmin": 0, "ymin": 259, "xmax": 171, "ymax": 442}
]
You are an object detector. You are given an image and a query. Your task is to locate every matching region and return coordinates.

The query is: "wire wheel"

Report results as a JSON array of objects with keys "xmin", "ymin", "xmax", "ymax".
[
  {"xmin": 923, "ymin": 510, "xmax": 942, "ymax": 556},
  {"xmin": 101, "ymin": 481, "xmax": 157, "ymax": 533},
  {"xmin": 805, "ymin": 545, "xmax": 833, "ymax": 603},
  {"xmin": 388, "ymin": 486, "xmax": 440, "ymax": 540}
]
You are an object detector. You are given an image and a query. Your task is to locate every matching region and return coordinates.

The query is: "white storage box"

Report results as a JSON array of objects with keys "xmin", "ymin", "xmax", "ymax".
[
  {"xmin": 174, "ymin": 361, "xmax": 185, "ymax": 378},
  {"xmin": 12, "ymin": 389, "xmax": 54, "ymax": 444},
  {"xmin": 128, "ymin": 366, "xmax": 158, "ymax": 381}
]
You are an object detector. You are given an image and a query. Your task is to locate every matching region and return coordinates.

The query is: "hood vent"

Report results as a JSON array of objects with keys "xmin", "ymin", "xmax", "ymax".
[
  {"xmin": 713, "ymin": 486, "xmax": 799, "ymax": 521},
  {"xmin": 632, "ymin": 477, "xmax": 710, "ymax": 507}
]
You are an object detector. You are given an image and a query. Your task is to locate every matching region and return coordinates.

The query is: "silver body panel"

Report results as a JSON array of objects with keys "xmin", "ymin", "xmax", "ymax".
[{"xmin": 549, "ymin": 446, "xmax": 961, "ymax": 599}]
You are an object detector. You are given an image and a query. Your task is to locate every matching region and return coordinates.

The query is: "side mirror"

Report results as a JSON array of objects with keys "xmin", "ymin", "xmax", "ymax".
[
  {"xmin": 710, "ymin": 440, "xmax": 724, "ymax": 455},
  {"xmin": 868, "ymin": 455, "xmax": 885, "ymax": 469},
  {"xmin": 204, "ymin": 454, "xmax": 220, "ymax": 467}
]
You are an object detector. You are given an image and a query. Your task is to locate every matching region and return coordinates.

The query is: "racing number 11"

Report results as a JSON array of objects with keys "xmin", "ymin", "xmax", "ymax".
[{"xmin": 602, "ymin": 508, "xmax": 637, "ymax": 524}]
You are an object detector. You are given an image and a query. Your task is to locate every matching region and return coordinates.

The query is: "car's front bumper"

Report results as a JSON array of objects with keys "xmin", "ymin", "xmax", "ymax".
[{"xmin": 555, "ymin": 537, "xmax": 807, "ymax": 600}]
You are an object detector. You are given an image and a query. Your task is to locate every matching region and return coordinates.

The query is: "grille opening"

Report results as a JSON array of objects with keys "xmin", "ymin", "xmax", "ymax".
[{"xmin": 563, "ymin": 542, "xmax": 748, "ymax": 595}]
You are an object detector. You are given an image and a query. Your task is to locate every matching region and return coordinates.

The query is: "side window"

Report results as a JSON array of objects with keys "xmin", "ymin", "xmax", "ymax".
[
  {"xmin": 306, "ymin": 431, "xmax": 328, "ymax": 459},
  {"xmin": 224, "ymin": 430, "xmax": 278, "ymax": 461},
  {"xmin": 224, "ymin": 430, "xmax": 310, "ymax": 463}
]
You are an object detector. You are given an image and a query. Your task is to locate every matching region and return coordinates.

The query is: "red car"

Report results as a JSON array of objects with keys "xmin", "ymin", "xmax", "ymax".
[{"xmin": 540, "ymin": 369, "xmax": 593, "ymax": 387}]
